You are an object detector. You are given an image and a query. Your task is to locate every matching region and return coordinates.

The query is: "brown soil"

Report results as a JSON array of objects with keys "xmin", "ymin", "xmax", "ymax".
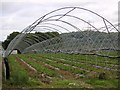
[
  {"xmin": 29, "ymin": 58, "xmax": 56, "ymax": 71},
  {"xmin": 15, "ymin": 57, "xmax": 37, "ymax": 76},
  {"xmin": 30, "ymin": 58, "xmax": 77, "ymax": 80},
  {"xmin": 16, "ymin": 56, "xmax": 83, "ymax": 83},
  {"xmin": 58, "ymin": 70, "xmax": 75, "ymax": 79},
  {"xmin": 15, "ymin": 56, "xmax": 52, "ymax": 84}
]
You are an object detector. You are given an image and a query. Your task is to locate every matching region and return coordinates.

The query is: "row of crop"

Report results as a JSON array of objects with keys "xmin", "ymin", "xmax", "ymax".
[
  {"xmin": 41, "ymin": 53, "xmax": 118, "ymax": 69},
  {"xmin": 38, "ymin": 54, "xmax": 119, "ymax": 74},
  {"xmin": 8, "ymin": 55, "xmax": 30, "ymax": 85},
  {"xmin": 17, "ymin": 55, "xmax": 58, "ymax": 77},
  {"xmin": 8, "ymin": 54, "xmax": 119, "ymax": 88},
  {"xmin": 39, "ymin": 55, "xmax": 93, "ymax": 71},
  {"xmin": 17, "ymin": 54, "xmax": 118, "ymax": 79},
  {"xmin": 19, "ymin": 54, "xmax": 87, "ymax": 75},
  {"xmin": 23, "ymin": 53, "xmax": 117, "ymax": 73},
  {"xmin": 23, "ymin": 53, "xmax": 118, "ymax": 65},
  {"xmin": 52, "ymin": 53, "xmax": 117, "ymax": 64}
]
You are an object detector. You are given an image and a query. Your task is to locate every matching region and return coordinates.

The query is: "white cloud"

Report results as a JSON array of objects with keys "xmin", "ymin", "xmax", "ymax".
[{"xmin": 0, "ymin": 0, "xmax": 119, "ymax": 41}]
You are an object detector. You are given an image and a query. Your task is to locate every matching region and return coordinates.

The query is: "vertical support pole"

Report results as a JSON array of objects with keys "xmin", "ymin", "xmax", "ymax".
[
  {"xmin": 3, "ymin": 57, "xmax": 10, "ymax": 80},
  {"xmin": 118, "ymin": 1, "xmax": 120, "ymax": 89}
]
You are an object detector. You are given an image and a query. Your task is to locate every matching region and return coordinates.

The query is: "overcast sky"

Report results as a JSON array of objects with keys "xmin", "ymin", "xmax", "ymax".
[{"xmin": 0, "ymin": 0, "xmax": 119, "ymax": 41}]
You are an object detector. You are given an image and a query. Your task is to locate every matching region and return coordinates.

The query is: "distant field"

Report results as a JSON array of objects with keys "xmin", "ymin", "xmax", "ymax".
[{"xmin": 2, "ymin": 53, "xmax": 119, "ymax": 89}]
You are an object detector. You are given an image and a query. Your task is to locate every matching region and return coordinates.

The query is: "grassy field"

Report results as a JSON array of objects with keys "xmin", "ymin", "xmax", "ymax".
[{"xmin": 2, "ymin": 53, "xmax": 119, "ymax": 89}]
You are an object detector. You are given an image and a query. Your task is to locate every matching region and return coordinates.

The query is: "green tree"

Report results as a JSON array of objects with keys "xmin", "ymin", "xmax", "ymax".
[{"xmin": 2, "ymin": 32, "xmax": 20, "ymax": 50}]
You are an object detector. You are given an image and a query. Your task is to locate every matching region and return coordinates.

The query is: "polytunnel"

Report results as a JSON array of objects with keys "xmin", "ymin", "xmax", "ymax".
[
  {"xmin": 4, "ymin": 7, "xmax": 119, "ymax": 58},
  {"xmin": 3, "ymin": 7, "xmax": 120, "ymax": 80}
]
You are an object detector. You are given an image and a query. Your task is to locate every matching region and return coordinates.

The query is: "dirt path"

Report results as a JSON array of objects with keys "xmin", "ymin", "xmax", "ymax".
[{"xmin": 15, "ymin": 56, "xmax": 37, "ymax": 75}]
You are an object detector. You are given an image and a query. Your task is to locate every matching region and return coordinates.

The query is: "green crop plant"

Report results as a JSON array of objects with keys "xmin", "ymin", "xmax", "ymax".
[
  {"xmin": 8, "ymin": 55, "xmax": 29, "ymax": 86},
  {"xmin": 18, "ymin": 56, "xmax": 58, "ymax": 77}
]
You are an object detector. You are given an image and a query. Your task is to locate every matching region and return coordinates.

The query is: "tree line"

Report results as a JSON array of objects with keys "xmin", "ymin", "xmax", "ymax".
[{"xmin": 2, "ymin": 32, "xmax": 59, "ymax": 50}]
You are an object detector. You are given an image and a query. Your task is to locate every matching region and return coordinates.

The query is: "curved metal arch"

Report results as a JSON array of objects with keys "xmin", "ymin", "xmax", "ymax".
[
  {"xmin": 40, "ymin": 23, "xmax": 71, "ymax": 32},
  {"xmin": 27, "ymin": 36, "xmax": 40, "ymax": 43},
  {"xmin": 30, "ymin": 32, "xmax": 51, "ymax": 41},
  {"xmin": 33, "ymin": 27, "xmax": 63, "ymax": 46},
  {"xmin": 23, "ymin": 36, "xmax": 62, "ymax": 53},
  {"xmin": 23, "ymin": 39, "xmax": 33, "ymax": 46},
  {"xmin": 33, "ymin": 23, "xmax": 87, "ymax": 47},
  {"xmin": 35, "ymin": 27, "xmax": 62, "ymax": 45},
  {"xmin": 36, "ymin": 26, "xmax": 63, "ymax": 33},
  {"xmin": 28, "ymin": 14, "xmax": 99, "ymax": 34},
  {"xmin": 25, "ymin": 33, "xmax": 56, "ymax": 44},
  {"xmin": 39, "ymin": 19, "xmax": 99, "ymax": 47},
  {"xmin": 20, "ymin": 13, "xmax": 116, "ymax": 55},
  {"xmin": 38, "ymin": 14, "xmax": 101, "ymax": 46},
  {"xmin": 26, "ymin": 7, "xmax": 118, "ymax": 33},
  {"xmin": 26, "ymin": 34, "xmax": 41, "ymax": 42},
  {"xmin": 96, "ymin": 27, "xmax": 115, "ymax": 48},
  {"xmin": 35, "ymin": 28, "xmax": 61, "ymax": 34},
  {"xmin": 4, "ymin": 18, "xmax": 108, "ymax": 56},
  {"xmin": 39, "ymin": 14, "xmax": 119, "ymax": 33},
  {"xmin": 24, "ymin": 37, "xmax": 37, "ymax": 44},
  {"xmin": 5, "ymin": 7, "xmax": 119, "ymax": 57},
  {"xmin": 40, "ymin": 14, "xmax": 118, "ymax": 52},
  {"xmin": 35, "ymin": 14, "xmax": 109, "ymax": 49},
  {"xmin": 32, "ymin": 26, "xmax": 63, "ymax": 39},
  {"xmin": 18, "ymin": 7, "xmax": 119, "ymax": 51},
  {"xmin": 20, "ymin": 32, "xmax": 58, "ymax": 51},
  {"xmin": 37, "ymin": 14, "xmax": 116, "ymax": 48},
  {"xmin": 34, "ymin": 22, "xmax": 87, "ymax": 45},
  {"xmin": 27, "ymin": 27, "xmax": 62, "ymax": 45},
  {"xmin": 40, "ymin": 14, "xmax": 99, "ymax": 31}
]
